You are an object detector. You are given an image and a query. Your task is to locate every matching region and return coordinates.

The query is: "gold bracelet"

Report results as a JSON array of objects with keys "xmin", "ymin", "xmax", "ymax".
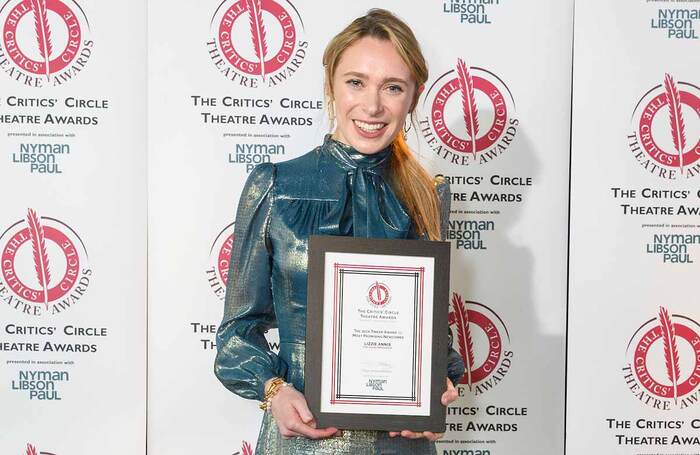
[{"xmin": 259, "ymin": 378, "xmax": 290, "ymax": 410}]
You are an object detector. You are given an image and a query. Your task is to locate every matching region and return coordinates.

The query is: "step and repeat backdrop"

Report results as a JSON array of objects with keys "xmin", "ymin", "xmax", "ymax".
[
  {"xmin": 0, "ymin": 0, "xmax": 147, "ymax": 454},
  {"xmin": 148, "ymin": 1, "xmax": 572, "ymax": 454},
  {"xmin": 2, "ymin": 0, "xmax": 697, "ymax": 454},
  {"xmin": 567, "ymin": 0, "xmax": 700, "ymax": 454}
]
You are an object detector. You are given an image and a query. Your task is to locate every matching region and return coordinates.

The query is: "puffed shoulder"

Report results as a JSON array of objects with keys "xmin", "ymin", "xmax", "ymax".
[{"xmin": 241, "ymin": 162, "xmax": 276, "ymax": 196}]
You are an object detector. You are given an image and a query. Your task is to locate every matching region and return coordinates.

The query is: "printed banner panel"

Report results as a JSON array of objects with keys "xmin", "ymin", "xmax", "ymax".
[
  {"xmin": 0, "ymin": 0, "xmax": 147, "ymax": 454},
  {"xmin": 148, "ymin": 1, "xmax": 572, "ymax": 454},
  {"xmin": 567, "ymin": 0, "xmax": 700, "ymax": 454}
]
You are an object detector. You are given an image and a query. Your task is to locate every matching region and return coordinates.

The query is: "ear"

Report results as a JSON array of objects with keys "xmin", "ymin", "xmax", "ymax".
[{"xmin": 416, "ymin": 84, "xmax": 425, "ymax": 97}]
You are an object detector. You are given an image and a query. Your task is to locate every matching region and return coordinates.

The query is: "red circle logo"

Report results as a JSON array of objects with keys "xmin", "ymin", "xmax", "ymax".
[
  {"xmin": 206, "ymin": 222, "xmax": 235, "ymax": 301},
  {"xmin": 0, "ymin": 208, "xmax": 91, "ymax": 316},
  {"xmin": 208, "ymin": 0, "xmax": 307, "ymax": 86},
  {"xmin": 629, "ymin": 74, "xmax": 700, "ymax": 179},
  {"xmin": 367, "ymin": 281, "xmax": 390, "ymax": 306},
  {"xmin": 421, "ymin": 59, "xmax": 518, "ymax": 166},
  {"xmin": 0, "ymin": 0, "xmax": 92, "ymax": 86},
  {"xmin": 624, "ymin": 307, "xmax": 700, "ymax": 409},
  {"xmin": 449, "ymin": 293, "xmax": 513, "ymax": 394}
]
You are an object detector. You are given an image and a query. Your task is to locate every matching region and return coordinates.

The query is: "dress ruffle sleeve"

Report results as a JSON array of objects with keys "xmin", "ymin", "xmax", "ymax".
[
  {"xmin": 436, "ymin": 178, "xmax": 466, "ymax": 386},
  {"xmin": 214, "ymin": 163, "xmax": 288, "ymax": 401}
]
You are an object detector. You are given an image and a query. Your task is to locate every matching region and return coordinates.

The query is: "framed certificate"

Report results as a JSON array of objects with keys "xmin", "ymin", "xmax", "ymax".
[{"xmin": 305, "ymin": 235, "xmax": 450, "ymax": 432}]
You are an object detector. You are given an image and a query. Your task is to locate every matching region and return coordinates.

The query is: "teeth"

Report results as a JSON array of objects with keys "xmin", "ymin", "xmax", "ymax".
[{"xmin": 354, "ymin": 120, "xmax": 386, "ymax": 132}]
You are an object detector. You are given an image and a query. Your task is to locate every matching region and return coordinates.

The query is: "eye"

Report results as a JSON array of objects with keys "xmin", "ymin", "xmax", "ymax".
[
  {"xmin": 386, "ymin": 84, "xmax": 404, "ymax": 94},
  {"xmin": 346, "ymin": 79, "xmax": 363, "ymax": 88}
]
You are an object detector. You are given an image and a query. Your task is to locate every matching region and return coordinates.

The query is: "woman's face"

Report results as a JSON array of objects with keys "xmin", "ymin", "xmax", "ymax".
[{"xmin": 330, "ymin": 36, "xmax": 418, "ymax": 154}]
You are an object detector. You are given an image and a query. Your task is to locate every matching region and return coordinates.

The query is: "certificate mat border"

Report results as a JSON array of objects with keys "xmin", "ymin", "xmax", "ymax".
[{"xmin": 305, "ymin": 235, "xmax": 449, "ymax": 432}]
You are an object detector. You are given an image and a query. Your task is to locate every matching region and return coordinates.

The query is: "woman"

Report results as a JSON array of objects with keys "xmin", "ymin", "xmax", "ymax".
[{"xmin": 215, "ymin": 9, "xmax": 464, "ymax": 455}]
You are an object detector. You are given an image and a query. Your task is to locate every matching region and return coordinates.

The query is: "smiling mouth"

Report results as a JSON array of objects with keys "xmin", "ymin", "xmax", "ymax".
[{"xmin": 353, "ymin": 120, "xmax": 387, "ymax": 133}]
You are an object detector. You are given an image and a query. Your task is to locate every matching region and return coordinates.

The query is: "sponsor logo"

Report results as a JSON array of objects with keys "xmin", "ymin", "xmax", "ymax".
[
  {"xmin": 647, "ymin": 4, "xmax": 699, "ymax": 40},
  {"xmin": 0, "ymin": 208, "xmax": 91, "ymax": 316},
  {"xmin": 367, "ymin": 281, "xmax": 390, "ymax": 307},
  {"xmin": 11, "ymin": 369, "xmax": 67, "ymax": 400},
  {"xmin": 622, "ymin": 306, "xmax": 700, "ymax": 410},
  {"xmin": 449, "ymin": 293, "xmax": 513, "ymax": 395},
  {"xmin": 645, "ymin": 232, "xmax": 697, "ymax": 264},
  {"xmin": 24, "ymin": 443, "xmax": 56, "ymax": 455},
  {"xmin": 627, "ymin": 73, "xmax": 700, "ymax": 180},
  {"xmin": 205, "ymin": 222, "xmax": 234, "ymax": 300},
  {"xmin": 441, "ymin": 0, "xmax": 503, "ymax": 25},
  {"xmin": 207, "ymin": 0, "xmax": 307, "ymax": 87},
  {"xmin": 365, "ymin": 378, "xmax": 387, "ymax": 391},
  {"xmin": 420, "ymin": 59, "xmax": 518, "ymax": 166},
  {"xmin": 0, "ymin": 0, "xmax": 93, "ymax": 87}
]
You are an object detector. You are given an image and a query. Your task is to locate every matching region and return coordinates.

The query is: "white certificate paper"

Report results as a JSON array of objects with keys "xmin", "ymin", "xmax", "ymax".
[{"xmin": 320, "ymin": 252, "xmax": 434, "ymax": 416}]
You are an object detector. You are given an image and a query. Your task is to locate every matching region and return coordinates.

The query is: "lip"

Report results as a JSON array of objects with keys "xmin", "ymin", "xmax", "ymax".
[{"xmin": 353, "ymin": 119, "xmax": 388, "ymax": 139}]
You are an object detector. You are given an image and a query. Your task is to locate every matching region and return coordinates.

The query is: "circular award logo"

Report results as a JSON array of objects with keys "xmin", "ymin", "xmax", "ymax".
[
  {"xmin": 207, "ymin": 0, "xmax": 307, "ymax": 88},
  {"xmin": 449, "ymin": 292, "xmax": 513, "ymax": 395},
  {"xmin": 628, "ymin": 73, "xmax": 700, "ymax": 180},
  {"xmin": 420, "ymin": 59, "xmax": 519, "ymax": 166},
  {"xmin": 0, "ymin": 208, "xmax": 91, "ymax": 316},
  {"xmin": 205, "ymin": 222, "xmax": 235, "ymax": 301},
  {"xmin": 367, "ymin": 281, "xmax": 390, "ymax": 307},
  {"xmin": 623, "ymin": 306, "xmax": 700, "ymax": 410},
  {"xmin": 0, "ymin": 0, "xmax": 93, "ymax": 87}
]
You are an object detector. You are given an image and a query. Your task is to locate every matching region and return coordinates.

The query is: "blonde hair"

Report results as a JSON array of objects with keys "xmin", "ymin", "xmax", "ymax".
[{"xmin": 322, "ymin": 9, "xmax": 442, "ymax": 240}]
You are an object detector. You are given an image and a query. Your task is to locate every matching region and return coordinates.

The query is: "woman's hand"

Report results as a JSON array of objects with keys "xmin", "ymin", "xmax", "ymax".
[
  {"xmin": 267, "ymin": 379, "xmax": 339, "ymax": 440},
  {"xmin": 388, "ymin": 378, "xmax": 459, "ymax": 441}
]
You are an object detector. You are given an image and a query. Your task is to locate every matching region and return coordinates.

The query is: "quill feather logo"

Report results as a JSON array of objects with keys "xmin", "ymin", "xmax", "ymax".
[
  {"xmin": 30, "ymin": 0, "xmax": 53, "ymax": 80},
  {"xmin": 246, "ymin": 0, "xmax": 268, "ymax": 81},
  {"xmin": 663, "ymin": 74, "xmax": 687, "ymax": 175},
  {"xmin": 456, "ymin": 59, "xmax": 480, "ymax": 160},
  {"xmin": 421, "ymin": 61, "xmax": 518, "ymax": 166},
  {"xmin": 26, "ymin": 443, "xmax": 37, "ymax": 455},
  {"xmin": 208, "ymin": 0, "xmax": 307, "ymax": 87},
  {"xmin": 1, "ymin": 0, "xmax": 92, "ymax": 87},
  {"xmin": 623, "ymin": 307, "xmax": 700, "ymax": 410},
  {"xmin": 628, "ymin": 73, "xmax": 699, "ymax": 179},
  {"xmin": 448, "ymin": 293, "xmax": 513, "ymax": 395},
  {"xmin": 241, "ymin": 441, "xmax": 253, "ymax": 455},
  {"xmin": 658, "ymin": 306, "xmax": 681, "ymax": 404},
  {"xmin": 26, "ymin": 208, "xmax": 52, "ymax": 309},
  {"xmin": 0, "ymin": 209, "xmax": 92, "ymax": 316}
]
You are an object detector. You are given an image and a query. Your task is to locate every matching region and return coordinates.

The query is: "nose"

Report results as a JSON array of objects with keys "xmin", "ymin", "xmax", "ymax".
[{"xmin": 362, "ymin": 88, "xmax": 383, "ymax": 117}]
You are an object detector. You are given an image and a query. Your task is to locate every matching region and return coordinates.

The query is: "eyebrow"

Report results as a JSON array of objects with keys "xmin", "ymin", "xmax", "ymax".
[{"xmin": 341, "ymin": 71, "xmax": 409, "ymax": 85}]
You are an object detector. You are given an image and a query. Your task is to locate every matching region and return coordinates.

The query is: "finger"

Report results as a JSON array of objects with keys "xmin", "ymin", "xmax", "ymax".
[
  {"xmin": 292, "ymin": 422, "xmax": 339, "ymax": 440},
  {"xmin": 388, "ymin": 431, "xmax": 400, "ymax": 437},
  {"xmin": 278, "ymin": 426, "xmax": 303, "ymax": 439},
  {"xmin": 442, "ymin": 378, "xmax": 458, "ymax": 405},
  {"xmin": 423, "ymin": 431, "xmax": 444, "ymax": 442},
  {"xmin": 292, "ymin": 397, "xmax": 315, "ymax": 424},
  {"xmin": 400, "ymin": 430, "xmax": 425, "ymax": 439}
]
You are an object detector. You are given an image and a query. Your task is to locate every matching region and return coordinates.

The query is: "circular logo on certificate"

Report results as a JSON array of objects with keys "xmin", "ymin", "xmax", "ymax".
[
  {"xmin": 367, "ymin": 281, "xmax": 390, "ymax": 307},
  {"xmin": 0, "ymin": 208, "xmax": 91, "ymax": 316},
  {"xmin": 207, "ymin": 0, "xmax": 307, "ymax": 88},
  {"xmin": 628, "ymin": 73, "xmax": 700, "ymax": 180},
  {"xmin": 449, "ymin": 292, "xmax": 513, "ymax": 395},
  {"xmin": 623, "ymin": 306, "xmax": 700, "ymax": 410},
  {"xmin": 206, "ymin": 222, "xmax": 235, "ymax": 301},
  {"xmin": 0, "ymin": 0, "xmax": 93, "ymax": 87},
  {"xmin": 420, "ymin": 59, "xmax": 518, "ymax": 166}
]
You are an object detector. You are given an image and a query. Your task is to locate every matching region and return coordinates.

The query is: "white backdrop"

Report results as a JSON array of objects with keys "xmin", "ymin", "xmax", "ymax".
[
  {"xmin": 0, "ymin": 0, "xmax": 147, "ymax": 454},
  {"xmin": 567, "ymin": 0, "xmax": 700, "ymax": 454},
  {"xmin": 1, "ymin": 0, "xmax": 697, "ymax": 454},
  {"xmin": 148, "ymin": 1, "xmax": 572, "ymax": 454}
]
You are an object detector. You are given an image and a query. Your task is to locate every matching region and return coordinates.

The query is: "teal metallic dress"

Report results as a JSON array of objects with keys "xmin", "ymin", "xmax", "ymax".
[{"xmin": 215, "ymin": 136, "xmax": 464, "ymax": 455}]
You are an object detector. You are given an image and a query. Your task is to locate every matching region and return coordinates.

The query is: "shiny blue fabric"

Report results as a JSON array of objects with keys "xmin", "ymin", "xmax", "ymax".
[{"xmin": 214, "ymin": 136, "xmax": 464, "ymax": 453}]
